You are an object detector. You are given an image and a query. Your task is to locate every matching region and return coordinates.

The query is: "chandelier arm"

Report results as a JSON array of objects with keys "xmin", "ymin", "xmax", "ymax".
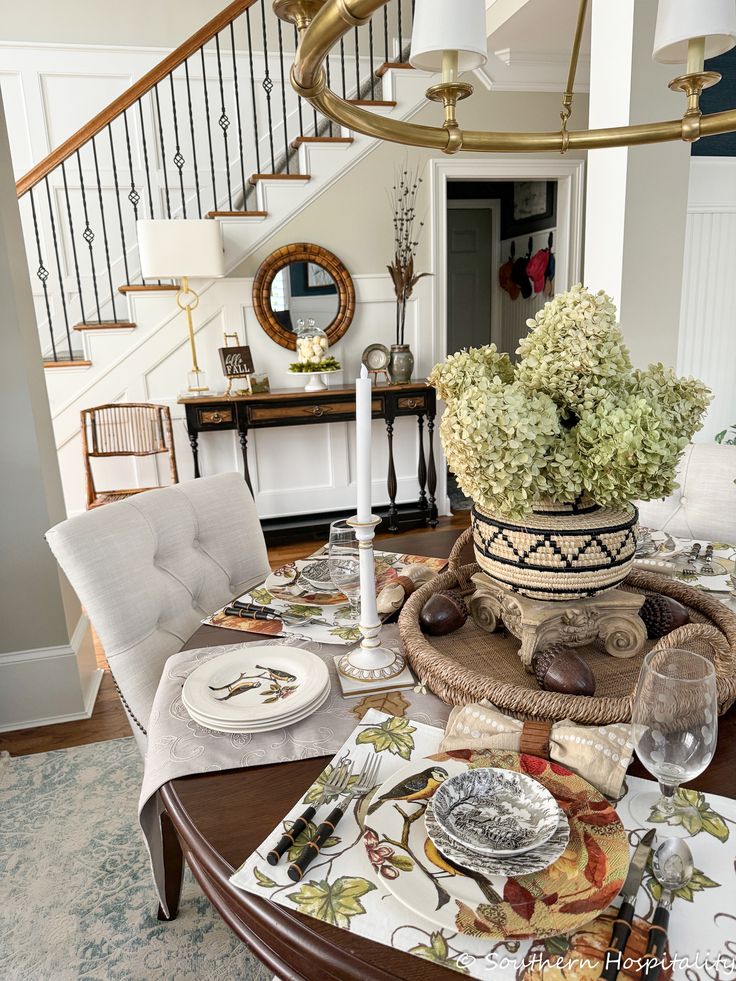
[
  {"xmin": 562, "ymin": 0, "xmax": 590, "ymax": 117},
  {"xmin": 287, "ymin": 0, "xmax": 736, "ymax": 153}
]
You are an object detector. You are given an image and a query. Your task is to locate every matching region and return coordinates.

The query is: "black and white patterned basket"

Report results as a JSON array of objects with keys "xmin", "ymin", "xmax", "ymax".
[{"xmin": 471, "ymin": 498, "xmax": 638, "ymax": 601}]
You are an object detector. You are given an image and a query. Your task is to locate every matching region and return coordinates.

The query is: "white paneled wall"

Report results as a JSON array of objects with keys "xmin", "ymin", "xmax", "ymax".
[
  {"xmin": 677, "ymin": 159, "xmax": 736, "ymax": 441},
  {"xmin": 54, "ymin": 274, "xmax": 440, "ymax": 518}
]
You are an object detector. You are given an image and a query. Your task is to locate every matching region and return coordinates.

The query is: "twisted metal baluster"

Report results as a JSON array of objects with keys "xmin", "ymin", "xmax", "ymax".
[
  {"xmin": 294, "ymin": 25, "xmax": 305, "ymax": 137},
  {"xmin": 200, "ymin": 46, "xmax": 219, "ymax": 211},
  {"xmin": 340, "ymin": 38, "xmax": 347, "ymax": 99},
  {"xmin": 168, "ymin": 71, "xmax": 187, "ymax": 217},
  {"xmin": 277, "ymin": 19, "xmax": 290, "ymax": 171},
  {"xmin": 29, "ymin": 187, "xmax": 56, "ymax": 360},
  {"xmin": 153, "ymin": 84, "xmax": 172, "ymax": 217},
  {"xmin": 183, "ymin": 59, "xmax": 202, "ymax": 218},
  {"xmin": 137, "ymin": 99, "xmax": 156, "ymax": 220},
  {"xmin": 368, "ymin": 19, "xmax": 376, "ymax": 99},
  {"xmin": 61, "ymin": 160, "xmax": 85, "ymax": 324},
  {"xmin": 44, "ymin": 175, "xmax": 72, "ymax": 358},
  {"xmin": 230, "ymin": 21, "xmax": 248, "ymax": 203},
  {"xmin": 354, "ymin": 27, "xmax": 361, "ymax": 96},
  {"xmin": 260, "ymin": 0, "xmax": 276, "ymax": 171},
  {"xmin": 397, "ymin": 0, "xmax": 403, "ymax": 60},
  {"xmin": 214, "ymin": 32, "xmax": 233, "ymax": 209},
  {"xmin": 383, "ymin": 5, "xmax": 389, "ymax": 64},
  {"xmin": 76, "ymin": 149, "xmax": 102, "ymax": 322},
  {"xmin": 108, "ymin": 122, "xmax": 130, "ymax": 286},
  {"xmin": 91, "ymin": 135, "xmax": 118, "ymax": 321}
]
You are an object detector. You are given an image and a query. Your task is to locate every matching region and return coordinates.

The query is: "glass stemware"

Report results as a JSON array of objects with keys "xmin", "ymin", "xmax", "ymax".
[
  {"xmin": 629, "ymin": 647, "xmax": 718, "ymax": 833},
  {"xmin": 328, "ymin": 519, "xmax": 361, "ymax": 621}
]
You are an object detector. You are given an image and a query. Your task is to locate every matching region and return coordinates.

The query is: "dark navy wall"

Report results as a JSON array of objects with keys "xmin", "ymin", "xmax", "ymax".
[{"xmin": 692, "ymin": 47, "xmax": 736, "ymax": 156}]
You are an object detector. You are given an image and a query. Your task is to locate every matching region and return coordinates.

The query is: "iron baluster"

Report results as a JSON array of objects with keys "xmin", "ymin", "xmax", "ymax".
[
  {"xmin": 368, "ymin": 19, "xmax": 376, "ymax": 99},
  {"xmin": 277, "ymin": 20, "xmax": 290, "ymax": 172},
  {"xmin": 168, "ymin": 72, "xmax": 187, "ymax": 217},
  {"xmin": 91, "ymin": 136, "xmax": 118, "ymax": 321},
  {"xmin": 383, "ymin": 5, "xmax": 389, "ymax": 64},
  {"xmin": 44, "ymin": 176, "xmax": 72, "ymax": 358},
  {"xmin": 200, "ymin": 46, "xmax": 219, "ymax": 211},
  {"xmin": 153, "ymin": 85, "xmax": 172, "ymax": 217},
  {"xmin": 325, "ymin": 53, "xmax": 334, "ymax": 136},
  {"xmin": 137, "ymin": 99, "xmax": 156, "ymax": 220},
  {"xmin": 214, "ymin": 32, "xmax": 233, "ymax": 209},
  {"xmin": 76, "ymin": 149, "xmax": 102, "ymax": 322},
  {"xmin": 295, "ymin": 25, "xmax": 305, "ymax": 137},
  {"xmin": 354, "ymin": 27, "xmax": 360, "ymax": 97},
  {"xmin": 107, "ymin": 123, "xmax": 130, "ymax": 286},
  {"xmin": 61, "ymin": 160, "xmax": 85, "ymax": 325},
  {"xmin": 340, "ymin": 38, "xmax": 347, "ymax": 99},
  {"xmin": 122, "ymin": 110, "xmax": 140, "ymax": 222},
  {"xmin": 29, "ymin": 187, "xmax": 56, "ymax": 360},
  {"xmin": 183, "ymin": 59, "xmax": 202, "ymax": 218},
  {"xmin": 260, "ymin": 0, "xmax": 276, "ymax": 171},
  {"xmin": 229, "ymin": 21, "xmax": 248, "ymax": 202},
  {"xmin": 247, "ymin": 8, "xmax": 262, "ymax": 174},
  {"xmin": 397, "ymin": 0, "xmax": 403, "ymax": 61}
]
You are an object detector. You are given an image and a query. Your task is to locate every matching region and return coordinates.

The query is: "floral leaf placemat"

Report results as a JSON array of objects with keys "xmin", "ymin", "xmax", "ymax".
[
  {"xmin": 203, "ymin": 551, "xmax": 448, "ymax": 646},
  {"xmin": 231, "ymin": 710, "xmax": 736, "ymax": 980}
]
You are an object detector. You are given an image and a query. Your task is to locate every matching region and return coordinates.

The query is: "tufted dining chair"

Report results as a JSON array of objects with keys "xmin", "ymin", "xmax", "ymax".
[
  {"xmin": 637, "ymin": 443, "xmax": 736, "ymax": 542},
  {"xmin": 46, "ymin": 472, "xmax": 271, "ymax": 753}
]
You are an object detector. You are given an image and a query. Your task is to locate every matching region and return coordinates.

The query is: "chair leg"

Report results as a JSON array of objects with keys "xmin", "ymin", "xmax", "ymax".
[{"xmin": 157, "ymin": 810, "xmax": 185, "ymax": 921}]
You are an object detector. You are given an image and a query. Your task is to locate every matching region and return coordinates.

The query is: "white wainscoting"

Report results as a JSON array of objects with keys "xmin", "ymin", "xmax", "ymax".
[
  {"xmin": 678, "ymin": 158, "xmax": 736, "ymax": 441},
  {"xmin": 53, "ymin": 273, "xmax": 444, "ymax": 519}
]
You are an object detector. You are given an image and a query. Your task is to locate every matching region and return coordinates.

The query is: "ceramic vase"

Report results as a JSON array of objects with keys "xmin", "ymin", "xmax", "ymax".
[{"xmin": 388, "ymin": 344, "xmax": 414, "ymax": 383}]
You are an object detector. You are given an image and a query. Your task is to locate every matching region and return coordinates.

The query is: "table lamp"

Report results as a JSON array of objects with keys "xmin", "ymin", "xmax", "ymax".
[{"xmin": 137, "ymin": 219, "xmax": 225, "ymax": 394}]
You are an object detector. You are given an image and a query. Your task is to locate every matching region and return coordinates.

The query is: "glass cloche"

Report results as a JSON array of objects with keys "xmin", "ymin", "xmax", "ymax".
[{"xmin": 295, "ymin": 319, "xmax": 329, "ymax": 365}]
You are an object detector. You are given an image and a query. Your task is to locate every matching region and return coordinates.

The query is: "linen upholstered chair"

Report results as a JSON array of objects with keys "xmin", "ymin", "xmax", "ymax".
[
  {"xmin": 637, "ymin": 443, "xmax": 736, "ymax": 542},
  {"xmin": 46, "ymin": 473, "xmax": 271, "ymax": 753},
  {"xmin": 81, "ymin": 403, "xmax": 179, "ymax": 509}
]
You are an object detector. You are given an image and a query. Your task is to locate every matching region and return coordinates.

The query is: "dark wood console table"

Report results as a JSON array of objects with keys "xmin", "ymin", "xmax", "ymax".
[{"xmin": 178, "ymin": 381, "xmax": 438, "ymax": 532}]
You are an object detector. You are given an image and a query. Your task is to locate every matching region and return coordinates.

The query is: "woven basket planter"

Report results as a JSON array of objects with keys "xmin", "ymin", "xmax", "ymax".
[{"xmin": 472, "ymin": 498, "xmax": 639, "ymax": 601}]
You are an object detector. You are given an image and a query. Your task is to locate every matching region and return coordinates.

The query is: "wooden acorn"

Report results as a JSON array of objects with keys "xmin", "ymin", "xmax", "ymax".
[
  {"xmin": 532, "ymin": 644, "xmax": 597, "ymax": 697},
  {"xmin": 638, "ymin": 594, "xmax": 690, "ymax": 640},
  {"xmin": 419, "ymin": 590, "xmax": 468, "ymax": 636}
]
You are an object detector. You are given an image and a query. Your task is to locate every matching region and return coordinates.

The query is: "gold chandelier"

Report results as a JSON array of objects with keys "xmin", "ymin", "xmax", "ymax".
[{"xmin": 273, "ymin": 0, "xmax": 736, "ymax": 154}]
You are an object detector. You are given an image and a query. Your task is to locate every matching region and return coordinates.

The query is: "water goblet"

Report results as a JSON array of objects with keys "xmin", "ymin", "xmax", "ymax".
[
  {"xmin": 328, "ymin": 519, "xmax": 361, "ymax": 620},
  {"xmin": 628, "ymin": 647, "xmax": 718, "ymax": 835}
]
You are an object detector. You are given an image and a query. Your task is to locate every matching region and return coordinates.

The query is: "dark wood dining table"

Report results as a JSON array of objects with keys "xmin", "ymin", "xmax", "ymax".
[{"xmin": 158, "ymin": 527, "xmax": 736, "ymax": 981}]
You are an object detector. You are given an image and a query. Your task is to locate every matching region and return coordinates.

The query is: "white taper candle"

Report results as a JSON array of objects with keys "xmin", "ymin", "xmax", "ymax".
[{"xmin": 356, "ymin": 363, "xmax": 372, "ymax": 524}]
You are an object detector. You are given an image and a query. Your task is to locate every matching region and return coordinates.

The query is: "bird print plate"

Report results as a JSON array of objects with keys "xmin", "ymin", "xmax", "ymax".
[
  {"xmin": 182, "ymin": 645, "xmax": 329, "ymax": 724},
  {"xmin": 363, "ymin": 751, "xmax": 628, "ymax": 940},
  {"xmin": 182, "ymin": 683, "xmax": 331, "ymax": 733},
  {"xmin": 432, "ymin": 767, "xmax": 560, "ymax": 856}
]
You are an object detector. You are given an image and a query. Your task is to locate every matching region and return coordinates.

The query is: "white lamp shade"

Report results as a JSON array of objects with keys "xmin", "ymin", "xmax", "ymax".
[
  {"xmin": 410, "ymin": 0, "xmax": 488, "ymax": 72},
  {"xmin": 137, "ymin": 219, "xmax": 225, "ymax": 279},
  {"xmin": 653, "ymin": 0, "xmax": 736, "ymax": 63}
]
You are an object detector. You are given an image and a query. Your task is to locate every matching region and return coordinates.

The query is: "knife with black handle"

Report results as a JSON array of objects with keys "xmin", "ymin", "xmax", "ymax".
[
  {"xmin": 600, "ymin": 829, "xmax": 656, "ymax": 981},
  {"xmin": 642, "ymin": 901, "xmax": 670, "ymax": 981}
]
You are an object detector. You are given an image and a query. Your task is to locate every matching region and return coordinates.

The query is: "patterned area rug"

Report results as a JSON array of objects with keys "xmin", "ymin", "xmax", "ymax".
[{"xmin": 0, "ymin": 738, "xmax": 269, "ymax": 981}]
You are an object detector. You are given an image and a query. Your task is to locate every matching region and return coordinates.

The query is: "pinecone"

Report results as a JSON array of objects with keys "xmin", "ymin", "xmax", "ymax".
[{"xmin": 638, "ymin": 594, "xmax": 690, "ymax": 639}]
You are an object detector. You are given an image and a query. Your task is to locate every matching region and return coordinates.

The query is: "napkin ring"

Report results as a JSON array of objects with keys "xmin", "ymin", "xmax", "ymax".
[{"xmin": 519, "ymin": 720, "xmax": 552, "ymax": 759}]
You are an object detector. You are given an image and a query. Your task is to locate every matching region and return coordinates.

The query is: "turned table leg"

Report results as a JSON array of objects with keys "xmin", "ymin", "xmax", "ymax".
[
  {"xmin": 239, "ymin": 429, "xmax": 253, "ymax": 496},
  {"xmin": 417, "ymin": 414, "xmax": 428, "ymax": 520},
  {"xmin": 157, "ymin": 809, "xmax": 184, "ymax": 921},
  {"xmin": 427, "ymin": 412, "xmax": 438, "ymax": 527},
  {"xmin": 385, "ymin": 416, "xmax": 399, "ymax": 533},
  {"xmin": 189, "ymin": 432, "xmax": 200, "ymax": 479}
]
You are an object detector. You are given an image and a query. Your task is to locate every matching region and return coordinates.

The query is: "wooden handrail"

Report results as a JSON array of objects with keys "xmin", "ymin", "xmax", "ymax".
[{"xmin": 15, "ymin": 0, "xmax": 257, "ymax": 198}]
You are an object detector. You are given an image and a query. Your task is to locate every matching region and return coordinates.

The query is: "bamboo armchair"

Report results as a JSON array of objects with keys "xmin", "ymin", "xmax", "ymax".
[{"xmin": 81, "ymin": 403, "xmax": 179, "ymax": 509}]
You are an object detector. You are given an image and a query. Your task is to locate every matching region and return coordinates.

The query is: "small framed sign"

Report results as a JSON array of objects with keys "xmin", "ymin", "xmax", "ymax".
[{"xmin": 219, "ymin": 345, "xmax": 254, "ymax": 378}]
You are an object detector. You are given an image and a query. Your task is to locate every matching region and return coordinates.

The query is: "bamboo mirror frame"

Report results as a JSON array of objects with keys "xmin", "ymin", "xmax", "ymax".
[{"xmin": 252, "ymin": 243, "xmax": 356, "ymax": 351}]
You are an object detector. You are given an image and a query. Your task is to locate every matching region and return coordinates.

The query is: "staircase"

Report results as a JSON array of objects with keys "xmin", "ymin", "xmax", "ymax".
[{"xmin": 16, "ymin": 0, "xmax": 419, "ymax": 372}]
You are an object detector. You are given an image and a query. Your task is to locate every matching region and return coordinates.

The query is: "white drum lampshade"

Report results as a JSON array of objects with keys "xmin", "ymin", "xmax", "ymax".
[
  {"xmin": 410, "ymin": 0, "xmax": 488, "ymax": 73},
  {"xmin": 137, "ymin": 219, "xmax": 225, "ymax": 279},
  {"xmin": 653, "ymin": 0, "xmax": 736, "ymax": 63}
]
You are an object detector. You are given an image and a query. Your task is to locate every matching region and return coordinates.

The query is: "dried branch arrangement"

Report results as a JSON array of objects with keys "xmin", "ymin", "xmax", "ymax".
[{"xmin": 387, "ymin": 164, "xmax": 431, "ymax": 346}]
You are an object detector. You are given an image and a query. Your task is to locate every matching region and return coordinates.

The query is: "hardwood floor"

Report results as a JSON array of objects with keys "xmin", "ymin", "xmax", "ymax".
[{"xmin": 0, "ymin": 513, "xmax": 470, "ymax": 758}]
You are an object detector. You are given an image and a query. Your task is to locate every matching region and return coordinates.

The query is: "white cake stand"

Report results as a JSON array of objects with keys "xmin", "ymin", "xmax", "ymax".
[{"xmin": 288, "ymin": 368, "xmax": 341, "ymax": 392}]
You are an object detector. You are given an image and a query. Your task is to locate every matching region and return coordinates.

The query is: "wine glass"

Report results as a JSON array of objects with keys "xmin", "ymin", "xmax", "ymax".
[
  {"xmin": 328, "ymin": 519, "xmax": 361, "ymax": 621},
  {"xmin": 628, "ymin": 648, "xmax": 718, "ymax": 834}
]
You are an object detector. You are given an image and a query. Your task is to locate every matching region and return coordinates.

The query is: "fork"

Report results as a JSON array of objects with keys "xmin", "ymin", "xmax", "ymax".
[
  {"xmin": 267, "ymin": 761, "xmax": 354, "ymax": 866},
  {"xmin": 287, "ymin": 754, "xmax": 382, "ymax": 882}
]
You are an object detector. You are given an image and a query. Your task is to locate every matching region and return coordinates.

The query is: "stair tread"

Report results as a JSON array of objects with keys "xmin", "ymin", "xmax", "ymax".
[
  {"xmin": 206, "ymin": 210, "xmax": 268, "ymax": 218},
  {"xmin": 118, "ymin": 284, "xmax": 178, "ymax": 294},
  {"xmin": 375, "ymin": 62, "xmax": 414, "ymax": 78},
  {"xmin": 348, "ymin": 99, "xmax": 397, "ymax": 106},
  {"xmin": 290, "ymin": 136, "xmax": 354, "ymax": 149},
  {"xmin": 249, "ymin": 173, "xmax": 311, "ymax": 184},
  {"xmin": 74, "ymin": 321, "xmax": 136, "ymax": 331},
  {"xmin": 44, "ymin": 359, "xmax": 92, "ymax": 368}
]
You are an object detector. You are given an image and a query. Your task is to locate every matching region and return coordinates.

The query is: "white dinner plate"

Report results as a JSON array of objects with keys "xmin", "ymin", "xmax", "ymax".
[
  {"xmin": 183, "ymin": 684, "xmax": 331, "ymax": 733},
  {"xmin": 182, "ymin": 646, "xmax": 329, "ymax": 725},
  {"xmin": 181, "ymin": 674, "xmax": 330, "ymax": 727}
]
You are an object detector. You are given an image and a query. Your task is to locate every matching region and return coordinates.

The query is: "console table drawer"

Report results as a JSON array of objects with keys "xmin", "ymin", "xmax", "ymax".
[
  {"xmin": 397, "ymin": 395, "xmax": 427, "ymax": 412},
  {"xmin": 198, "ymin": 407, "xmax": 234, "ymax": 426},
  {"xmin": 249, "ymin": 398, "xmax": 383, "ymax": 424}
]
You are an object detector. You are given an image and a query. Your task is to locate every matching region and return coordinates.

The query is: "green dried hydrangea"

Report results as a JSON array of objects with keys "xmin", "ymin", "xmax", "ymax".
[
  {"xmin": 429, "ymin": 286, "xmax": 712, "ymax": 518},
  {"xmin": 516, "ymin": 285, "xmax": 631, "ymax": 412},
  {"xmin": 428, "ymin": 344, "xmax": 514, "ymax": 402}
]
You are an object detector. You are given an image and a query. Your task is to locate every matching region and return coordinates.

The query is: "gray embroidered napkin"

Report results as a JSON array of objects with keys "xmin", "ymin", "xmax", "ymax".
[{"xmin": 440, "ymin": 700, "xmax": 634, "ymax": 798}]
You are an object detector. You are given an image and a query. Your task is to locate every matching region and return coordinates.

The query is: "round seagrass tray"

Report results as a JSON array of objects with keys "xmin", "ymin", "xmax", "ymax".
[{"xmin": 398, "ymin": 529, "xmax": 736, "ymax": 724}]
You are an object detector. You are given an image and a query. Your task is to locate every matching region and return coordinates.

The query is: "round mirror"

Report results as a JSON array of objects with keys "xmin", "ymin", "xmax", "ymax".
[{"xmin": 253, "ymin": 243, "xmax": 355, "ymax": 350}]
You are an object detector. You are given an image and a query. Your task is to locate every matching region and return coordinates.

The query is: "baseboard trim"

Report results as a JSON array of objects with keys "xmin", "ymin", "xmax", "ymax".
[{"xmin": 0, "ymin": 667, "xmax": 103, "ymax": 733}]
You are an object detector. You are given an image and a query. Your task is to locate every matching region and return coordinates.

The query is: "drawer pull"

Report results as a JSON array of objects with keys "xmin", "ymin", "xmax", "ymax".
[
  {"xmin": 311, "ymin": 406, "xmax": 325, "ymax": 417},
  {"xmin": 200, "ymin": 408, "xmax": 233, "ymax": 425},
  {"xmin": 212, "ymin": 412, "xmax": 223, "ymax": 423},
  {"xmin": 406, "ymin": 399, "xmax": 418, "ymax": 409}
]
